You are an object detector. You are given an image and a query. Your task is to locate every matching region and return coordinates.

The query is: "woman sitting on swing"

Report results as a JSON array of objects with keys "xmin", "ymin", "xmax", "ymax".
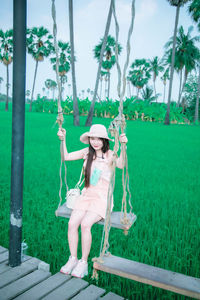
[{"xmin": 57, "ymin": 124, "xmax": 128, "ymax": 278}]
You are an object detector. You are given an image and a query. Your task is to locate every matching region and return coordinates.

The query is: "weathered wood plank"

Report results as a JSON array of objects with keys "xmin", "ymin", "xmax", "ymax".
[
  {"xmin": 0, "ymin": 246, "xmax": 7, "ymax": 254},
  {"xmin": 56, "ymin": 204, "xmax": 137, "ymax": 230},
  {"xmin": 71, "ymin": 284, "xmax": 105, "ymax": 300},
  {"xmin": 94, "ymin": 255, "xmax": 200, "ymax": 299},
  {"xmin": 14, "ymin": 272, "xmax": 71, "ymax": 300},
  {"xmin": 0, "ymin": 255, "xmax": 32, "ymax": 275},
  {"xmin": 42, "ymin": 277, "xmax": 89, "ymax": 300},
  {"xmin": 0, "ymin": 269, "xmax": 51, "ymax": 300},
  {"xmin": 0, "ymin": 257, "xmax": 41, "ymax": 288},
  {"xmin": 0, "ymin": 251, "xmax": 8, "ymax": 263},
  {"xmin": 101, "ymin": 292, "xmax": 124, "ymax": 300},
  {"xmin": 0, "ymin": 262, "xmax": 12, "ymax": 274}
]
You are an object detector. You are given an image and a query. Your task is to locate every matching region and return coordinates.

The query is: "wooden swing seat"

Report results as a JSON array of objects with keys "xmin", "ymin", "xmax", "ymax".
[
  {"xmin": 93, "ymin": 255, "xmax": 200, "ymax": 299},
  {"xmin": 56, "ymin": 204, "xmax": 137, "ymax": 230}
]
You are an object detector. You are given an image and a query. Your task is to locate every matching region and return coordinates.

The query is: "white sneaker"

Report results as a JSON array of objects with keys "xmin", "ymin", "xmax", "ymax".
[
  {"xmin": 60, "ymin": 256, "xmax": 78, "ymax": 275},
  {"xmin": 71, "ymin": 259, "xmax": 88, "ymax": 278}
]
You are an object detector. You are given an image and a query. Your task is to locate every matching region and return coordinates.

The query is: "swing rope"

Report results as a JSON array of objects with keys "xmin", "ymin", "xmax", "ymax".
[
  {"xmin": 51, "ymin": 0, "xmax": 68, "ymax": 215},
  {"xmin": 92, "ymin": 0, "xmax": 136, "ymax": 272}
]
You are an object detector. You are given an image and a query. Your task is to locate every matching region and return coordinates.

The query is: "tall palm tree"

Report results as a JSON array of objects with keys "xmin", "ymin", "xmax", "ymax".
[
  {"xmin": 161, "ymin": 68, "xmax": 170, "ymax": 102},
  {"xmin": 69, "ymin": 0, "xmax": 80, "ymax": 126},
  {"xmin": 45, "ymin": 79, "xmax": 52, "ymax": 98},
  {"xmin": 0, "ymin": 77, "xmax": 3, "ymax": 94},
  {"xmin": 25, "ymin": 90, "xmax": 31, "ymax": 102},
  {"xmin": 149, "ymin": 56, "xmax": 164, "ymax": 99},
  {"xmin": 165, "ymin": 25, "xmax": 200, "ymax": 106},
  {"xmin": 86, "ymin": 0, "xmax": 114, "ymax": 126},
  {"xmin": 94, "ymin": 35, "xmax": 122, "ymax": 98},
  {"xmin": 128, "ymin": 59, "xmax": 151, "ymax": 98},
  {"xmin": 26, "ymin": 26, "xmax": 53, "ymax": 111},
  {"xmin": 188, "ymin": 0, "xmax": 200, "ymax": 123},
  {"xmin": 50, "ymin": 80, "xmax": 57, "ymax": 100},
  {"xmin": 188, "ymin": 0, "xmax": 200, "ymax": 31},
  {"xmin": 164, "ymin": 0, "xmax": 190, "ymax": 125},
  {"xmin": 0, "ymin": 29, "xmax": 13, "ymax": 111},
  {"xmin": 51, "ymin": 41, "xmax": 70, "ymax": 99}
]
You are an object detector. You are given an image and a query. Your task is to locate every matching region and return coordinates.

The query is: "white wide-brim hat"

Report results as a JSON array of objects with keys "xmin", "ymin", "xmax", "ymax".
[{"xmin": 80, "ymin": 124, "xmax": 113, "ymax": 144}]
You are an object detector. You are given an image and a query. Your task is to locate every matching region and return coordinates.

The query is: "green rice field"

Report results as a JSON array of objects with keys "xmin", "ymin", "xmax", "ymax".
[{"xmin": 0, "ymin": 109, "xmax": 200, "ymax": 299}]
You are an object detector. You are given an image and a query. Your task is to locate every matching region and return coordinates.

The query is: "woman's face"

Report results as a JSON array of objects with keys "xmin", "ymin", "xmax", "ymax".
[{"xmin": 89, "ymin": 137, "xmax": 103, "ymax": 151}]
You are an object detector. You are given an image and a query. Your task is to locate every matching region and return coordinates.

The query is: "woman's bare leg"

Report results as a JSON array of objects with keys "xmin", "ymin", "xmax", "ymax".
[
  {"xmin": 68, "ymin": 209, "xmax": 86, "ymax": 258},
  {"xmin": 80, "ymin": 211, "xmax": 102, "ymax": 261}
]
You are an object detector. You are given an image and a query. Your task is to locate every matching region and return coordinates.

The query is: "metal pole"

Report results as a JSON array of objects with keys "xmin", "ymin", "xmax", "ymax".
[{"xmin": 9, "ymin": 0, "xmax": 27, "ymax": 267}]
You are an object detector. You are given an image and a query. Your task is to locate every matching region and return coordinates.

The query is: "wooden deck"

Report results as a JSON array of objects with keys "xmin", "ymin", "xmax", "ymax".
[{"xmin": 0, "ymin": 246, "xmax": 124, "ymax": 300}]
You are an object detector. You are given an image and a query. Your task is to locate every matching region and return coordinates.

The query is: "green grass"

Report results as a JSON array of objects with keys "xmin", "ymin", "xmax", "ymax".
[{"xmin": 0, "ymin": 110, "xmax": 200, "ymax": 300}]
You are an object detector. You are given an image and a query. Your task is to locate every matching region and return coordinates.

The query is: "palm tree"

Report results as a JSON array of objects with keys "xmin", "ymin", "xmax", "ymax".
[
  {"xmin": 141, "ymin": 86, "xmax": 158, "ymax": 103},
  {"xmin": 161, "ymin": 68, "xmax": 170, "ymax": 102},
  {"xmin": 128, "ymin": 59, "xmax": 151, "ymax": 98},
  {"xmin": 148, "ymin": 56, "xmax": 164, "ymax": 99},
  {"xmin": 0, "ymin": 29, "xmax": 13, "ymax": 111},
  {"xmin": 25, "ymin": 90, "xmax": 31, "ymax": 102},
  {"xmin": 45, "ymin": 79, "xmax": 51, "ymax": 98},
  {"xmin": 164, "ymin": 0, "xmax": 190, "ymax": 125},
  {"xmin": 69, "ymin": 0, "xmax": 80, "ymax": 126},
  {"xmin": 188, "ymin": 0, "xmax": 200, "ymax": 123},
  {"xmin": 94, "ymin": 35, "xmax": 122, "ymax": 99},
  {"xmin": 165, "ymin": 25, "xmax": 200, "ymax": 107},
  {"xmin": 85, "ymin": 0, "xmax": 113, "ymax": 126},
  {"xmin": 27, "ymin": 26, "xmax": 53, "ymax": 111},
  {"xmin": 188, "ymin": 0, "xmax": 200, "ymax": 31},
  {"xmin": 50, "ymin": 80, "xmax": 57, "ymax": 100},
  {"xmin": 0, "ymin": 77, "xmax": 3, "ymax": 94},
  {"xmin": 60, "ymin": 75, "xmax": 68, "ymax": 99},
  {"xmin": 50, "ymin": 40, "xmax": 70, "ymax": 99}
]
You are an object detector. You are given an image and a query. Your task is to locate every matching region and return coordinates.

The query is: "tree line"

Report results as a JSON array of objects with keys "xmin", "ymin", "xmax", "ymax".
[{"xmin": 0, "ymin": 0, "xmax": 199, "ymax": 125}]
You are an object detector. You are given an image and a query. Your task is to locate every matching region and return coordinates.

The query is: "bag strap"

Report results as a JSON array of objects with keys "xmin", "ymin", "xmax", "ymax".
[{"xmin": 75, "ymin": 165, "xmax": 85, "ymax": 189}]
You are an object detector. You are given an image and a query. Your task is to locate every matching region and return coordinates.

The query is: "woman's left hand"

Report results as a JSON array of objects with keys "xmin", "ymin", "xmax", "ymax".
[{"xmin": 119, "ymin": 133, "xmax": 128, "ymax": 144}]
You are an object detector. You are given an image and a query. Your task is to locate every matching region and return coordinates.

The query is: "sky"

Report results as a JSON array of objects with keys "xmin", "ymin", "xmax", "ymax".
[{"xmin": 0, "ymin": 0, "xmax": 199, "ymax": 102}]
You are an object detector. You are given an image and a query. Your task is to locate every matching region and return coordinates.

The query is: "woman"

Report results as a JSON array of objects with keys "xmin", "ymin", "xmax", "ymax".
[{"xmin": 57, "ymin": 124, "xmax": 127, "ymax": 278}]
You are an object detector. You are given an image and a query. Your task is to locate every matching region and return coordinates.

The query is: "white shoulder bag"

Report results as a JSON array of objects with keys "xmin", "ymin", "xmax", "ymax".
[{"xmin": 65, "ymin": 167, "xmax": 84, "ymax": 209}]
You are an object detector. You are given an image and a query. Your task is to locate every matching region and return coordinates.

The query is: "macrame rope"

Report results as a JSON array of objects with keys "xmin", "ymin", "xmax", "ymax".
[
  {"xmin": 51, "ymin": 0, "xmax": 68, "ymax": 215},
  {"xmin": 93, "ymin": 0, "xmax": 136, "ymax": 264}
]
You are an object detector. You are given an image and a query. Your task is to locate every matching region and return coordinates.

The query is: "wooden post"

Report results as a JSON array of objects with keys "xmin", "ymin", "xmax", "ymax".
[{"xmin": 9, "ymin": 0, "xmax": 27, "ymax": 267}]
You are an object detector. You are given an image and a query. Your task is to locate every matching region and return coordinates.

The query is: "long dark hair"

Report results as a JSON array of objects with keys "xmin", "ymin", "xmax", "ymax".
[{"xmin": 85, "ymin": 138, "xmax": 110, "ymax": 187}]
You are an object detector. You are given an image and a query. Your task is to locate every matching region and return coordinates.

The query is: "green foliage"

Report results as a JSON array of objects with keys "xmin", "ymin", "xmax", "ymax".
[
  {"xmin": 31, "ymin": 96, "xmax": 190, "ymax": 124},
  {"xmin": 184, "ymin": 74, "xmax": 199, "ymax": 118}
]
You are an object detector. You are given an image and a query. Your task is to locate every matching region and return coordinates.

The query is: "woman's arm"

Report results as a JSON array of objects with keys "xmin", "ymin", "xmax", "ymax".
[
  {"xmin": 116, "ymin": 133, "xmax": 128, "ymax": 169},
  {"xmin": 57, "ymin": 128, "xmax": 88, "ymax": 161}
]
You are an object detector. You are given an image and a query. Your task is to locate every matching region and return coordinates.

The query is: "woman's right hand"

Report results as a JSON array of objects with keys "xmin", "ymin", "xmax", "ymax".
[{"xmin": 57, "ymin": 128, "xmax": 66, "ymax": 141}]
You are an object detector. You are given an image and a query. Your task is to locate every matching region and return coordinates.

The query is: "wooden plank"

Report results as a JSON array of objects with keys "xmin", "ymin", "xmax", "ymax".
[
  {"xmin": 71, "ymin": 284, "xmax": 105, "ymax": 300},
  {"xmin": 14, "ymin": 272, "xmax": 71, "ymax": 300},
  {"xmin": 42, "ymin": 277, "xmax": 89, "ymax": 300},
  {"xmin": 56, "ymin": 204, "xmax": 137, "ymax": 230},
  {"xmin": 0, "ymin": 254, "xmax": 31, "ymax": 275},
  {"xmin": 101, "ymin": 292, "xmax": 124, "ymax": 300},
  {"xmin": 0, "ymin": 246, "xmax": 7, "ymax": 254},
  {"xmin": 0, "ymin": 262, "xmax": 12, "ymax": 274},
  {"xmin": 0, "ymin": 269, "xmax": 51, "ymax": 300},
  {"xmin": 0, "ymin": 251, "xmax": 8, "ymax": 263},
  {"xmin": 94, "ymin": 255, "xmax": 200, "ymax": 299},
  {"xmin": 0, "ymin": 257, "xmax": 41, "ymax": 288}
]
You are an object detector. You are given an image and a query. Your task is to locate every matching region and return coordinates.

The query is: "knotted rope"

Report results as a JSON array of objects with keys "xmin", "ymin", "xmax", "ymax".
[
  {"xmin": 51, "ymin": 0, "xmax": 68, "ymax": 215},
  {"xmin": 92, "ymin": 1, "xmax": 136, "ymax": 272}
]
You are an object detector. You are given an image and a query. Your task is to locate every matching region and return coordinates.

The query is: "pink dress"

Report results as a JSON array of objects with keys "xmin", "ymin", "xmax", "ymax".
[{"xmin": 74, "ymin": 149, "xmax": 114, "ymax": 219}]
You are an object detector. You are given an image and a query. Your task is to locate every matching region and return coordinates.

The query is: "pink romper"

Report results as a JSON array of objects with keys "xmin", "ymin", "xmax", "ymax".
[{"xmin": 74, "ymin": 149, "xmax": 114, "ymax": 219}]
